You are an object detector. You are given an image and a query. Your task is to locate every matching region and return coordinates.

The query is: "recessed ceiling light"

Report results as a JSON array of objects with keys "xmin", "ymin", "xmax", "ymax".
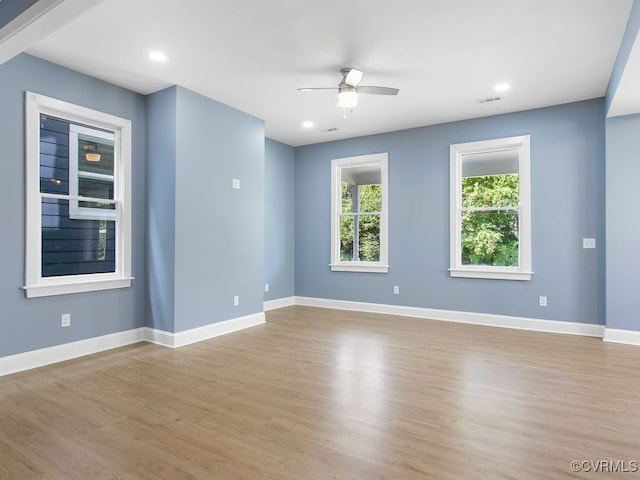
[
  {"xmin": 149, "ymin": 51, "xmax": 167, "ymax": 62},
  {"xmin": 302, "ymin": 121, "xmax": 314, "ymax": 129},
  {"xmin": 494, "ymin": 83, "xmax": 511, "ymax": 92}
]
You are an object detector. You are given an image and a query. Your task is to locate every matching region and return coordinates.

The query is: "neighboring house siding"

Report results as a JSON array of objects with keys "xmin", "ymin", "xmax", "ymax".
[{"xmin": 39, "ymin": 116, "xmax": 116, "ymax": 277}]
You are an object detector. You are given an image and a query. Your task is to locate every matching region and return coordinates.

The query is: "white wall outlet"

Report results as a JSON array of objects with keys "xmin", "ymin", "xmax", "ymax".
[
  {"xmin": 233, "ymin": 295, "xmax": 239, "ymax": 306},
  {"xmin": 539, "ymin": 296, "xmax": 548, "ymax": 307},
  {"xmin": 232, "ymin": 178, "xmax": 240, "ymax": 189},
  {"xmin": 264, "ymin": 283, "xmax": 269, "ymax": 292},
  {"xmin": 583, "ymin": 238, "xmax": 596, "ymax": 249},
  {"xmin": 61, "ymin": 313, "xmax": 71, "ymax": 327},
  {"xmin": 393, "ymin": 285, "xmax": 400, "ymax": 295}
]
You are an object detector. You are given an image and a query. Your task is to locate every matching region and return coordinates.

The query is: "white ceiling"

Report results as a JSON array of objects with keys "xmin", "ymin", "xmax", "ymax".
[{"xmin": 16, "ymin": 0, "xmax": 636, "ymax": 146}]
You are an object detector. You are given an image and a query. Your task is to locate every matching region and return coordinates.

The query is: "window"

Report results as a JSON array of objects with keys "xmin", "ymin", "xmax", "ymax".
[
  {"xmin": 24, "ymin": 92, "xmax": 132, "ymax": 298},
  {"xmin": 331, "ymin": 153, "xmax": 388, "ymax": 273},
  {"xmin": 450, "ymin": 135, "xmax": 531, "ymax": 280}
]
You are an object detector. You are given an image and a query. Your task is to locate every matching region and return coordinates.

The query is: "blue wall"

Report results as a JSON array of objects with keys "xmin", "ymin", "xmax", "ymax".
[
  {"xmin": 0, "ymin": 54, "xmax": 147, "ymax": 357},
  {"xmin": 295, "ymin": 100, "xmax": 606, "ymax": 324},
  {"xmin": 264, "ymin": 139, "xmax": 295, "ymax": 301},
  {"xmin": 606, "ymin": 113, "xmax": 640, "ymax": 331},
  {"xmin": 146, "ymin": 86, "xmax": 265, "ymax": 333},
  {"xmin": 146, "ymin": 86, "xmax": 177, "ymax": 333},
  {"xmin": 173, "ymin": 87, "xmax": 265, "ymax": 332}
]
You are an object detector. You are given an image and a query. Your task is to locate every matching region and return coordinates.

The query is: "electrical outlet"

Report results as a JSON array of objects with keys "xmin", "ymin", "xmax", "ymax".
[
  {"xmin": 233, "ymin": 295, "xmax": 239, "ymax": 306},
  {"xmin": 583, "ymin": 238, "xmax": 596, "ymax": 249},
  {"xmin": 393, "ymin": 285, "xmax": 400, "ymax": 295},
  {"xmin": 264, "ymin": 283, "xmax": 269, "ymax": 293},
  {"xmin": 539, "ymin": 296, "xmax": 548, "ymax": 307},
  {"xmin": 61, "ymin": 313, "xmax": 71, "ymax": 327},
  {"xmin": 232, "ymin": 178, "xmax": 240, "ymax": 189}
]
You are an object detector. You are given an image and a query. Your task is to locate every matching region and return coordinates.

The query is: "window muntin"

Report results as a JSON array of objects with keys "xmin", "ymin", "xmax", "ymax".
[
  {"xmin": 450, "ymin": 136, "xmax": 531, "ymax": 280},
  {"xmin": 331, "ymin": 153, "xmax": 388, "ymax": 273},
  {"xmin": 24, "ymin": 92, "xmax": 132, "ymax": 297}
]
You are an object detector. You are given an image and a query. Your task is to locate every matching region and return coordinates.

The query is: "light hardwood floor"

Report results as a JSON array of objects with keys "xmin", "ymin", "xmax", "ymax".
[{"xmin": 1, "ymin": 306, "xmax": 640, "ymax": 479}]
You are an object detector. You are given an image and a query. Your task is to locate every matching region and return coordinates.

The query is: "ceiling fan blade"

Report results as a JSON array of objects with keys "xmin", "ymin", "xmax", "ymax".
[
  {"xmin": 343, "ymin": 68, "xmax": 363, "ymax": 87},
  {"xmin": 298, "ymin": 87, "xmax": 338, "ymax": 92},
  {"xmin": 357, "ymin": 86, "xmax": 399, "ymax": 95}
]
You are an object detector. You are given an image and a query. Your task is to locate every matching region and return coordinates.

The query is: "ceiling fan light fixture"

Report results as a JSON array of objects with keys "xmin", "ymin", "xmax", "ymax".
[
  {"xmin": 338, "ymin": 87, "xmax": 358, "ymax": 109},
  {"xmin": 85, "ymin": 152, "xmax": 101, "ymax": 162},
  {"xmin": 342, "ymin": 68, "xmax": 363, "ymax": 87}
]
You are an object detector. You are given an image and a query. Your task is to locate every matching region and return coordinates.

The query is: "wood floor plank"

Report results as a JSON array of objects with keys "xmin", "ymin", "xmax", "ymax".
[{"xmin": 2, "ymin": 306, "xmax": 640, "ymax": 479}]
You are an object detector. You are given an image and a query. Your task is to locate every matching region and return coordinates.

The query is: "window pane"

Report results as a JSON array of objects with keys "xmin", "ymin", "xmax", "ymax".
[
  {"xmin": 39, "ymin": 115, "xmax": 69, "ymax": 195},
  {"xmin": 462, "ymin": 174, "xmax": 519, "ymax": 208},
  {"xmin": 461, "ymin": 210, "xmax": 519, "ymax": 267},
  {"xmin": 359, "ymin": 184, "xmax": 382, "ymax": 212},
  {"xmin": 358, "ymin": 214, "xmax": 380, "ymax": 261},
  {"xmin": 339, "ymin": 214, "xmax": 354, "ymax": 261},
  {"xmin": 41, "ymin": 198, "xmax": 116, "ymax": 277},
  {"xmin": 77, "ymin": 133, "xmax": 114, "ymax": 176},
  {"xmin": 341, "ymin": 182, "xmax": 353, "ymax": 213},
  {"xmin": 78, "ymin": 177, "xmax": 115, "ymax": 210}
]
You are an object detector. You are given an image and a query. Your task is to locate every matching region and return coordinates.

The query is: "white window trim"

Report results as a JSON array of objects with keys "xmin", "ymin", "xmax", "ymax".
[
  {"xmin": 330, "ymin": 152, "xmax": 389, "ymax": 273},
  {"xmin": 23, "ymin": 92, "xmax": 133, "ymax": 298},
  {"xmin": 449, "ymin": 135, "xmax": 532, "ymax": 281}
]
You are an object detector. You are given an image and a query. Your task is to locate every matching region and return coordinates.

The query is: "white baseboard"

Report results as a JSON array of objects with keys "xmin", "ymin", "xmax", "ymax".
[
  {"xmin": 294, "ymin": 296, "xmax": 606, "ymax": 338},
  {"xmin": 1, "ymin": 312, "xmax": 266, "ymax": 376},
  {"xmin": 264, "ymin": 296, "xmax": 296, "ymax": 311},
  {"xmin": 0, "ymin": 328, "xmax": 146, "ymax": 377},
  {"xmin": 603, "ymin": 328, "xmax": 640, "ymax": 346},
  {"xmin": 4, "ymin": 301, "xmax": 633, "ymax": 377},
  {"xmin": 144, "ymin": 312, "xmax": 266, "ymax": 348}
]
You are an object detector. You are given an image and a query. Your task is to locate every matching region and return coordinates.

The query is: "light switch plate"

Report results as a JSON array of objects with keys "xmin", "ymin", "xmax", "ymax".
[{"xmin": 583, "ymin": 238, "xmax": 596, "ymax": 249}]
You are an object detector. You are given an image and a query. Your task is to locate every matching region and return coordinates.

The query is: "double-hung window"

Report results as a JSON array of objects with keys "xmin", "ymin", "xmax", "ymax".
[
  {"xmin": 450, "ymin": 135, "xmax": 531, "ymax": 280},
  {"xmin": 330, "ymin": 153, "xmax": 389, "ymax": 273},
  {"xmin": 24, "ymin": 92, "xmax": 132, "ymax": 298}
]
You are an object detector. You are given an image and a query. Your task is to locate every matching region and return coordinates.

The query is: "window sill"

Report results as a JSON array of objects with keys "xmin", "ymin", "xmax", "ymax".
[
  {"xmin": 23, "ymin": 277, "xmax": 133, "ymax": 298},
  {"xmin": 330, "ymin": 263, "xmax": 389, "ymax": 273},
  {"xmin": 449, "ymin": 268, "xmax": 532, "ymax": 281}
]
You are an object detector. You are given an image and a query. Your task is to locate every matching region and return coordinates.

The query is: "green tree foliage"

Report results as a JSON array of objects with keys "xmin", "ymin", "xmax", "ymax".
[
  {"xmin": 97, "ymin": 219, "xmax": 107, "ymax": 261},
  {"xmin": 461, "ymin": 174, "xmax": 519, "ymax": 266},
  {"xmin": 340, "ymin": 183, "xmax": 381, "ymax": 261}
]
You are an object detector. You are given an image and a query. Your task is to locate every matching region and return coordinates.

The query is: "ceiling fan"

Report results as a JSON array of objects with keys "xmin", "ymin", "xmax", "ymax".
[{"xmin": 298, "ymin": 68, "xmax": 399, "ymax": 110}]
